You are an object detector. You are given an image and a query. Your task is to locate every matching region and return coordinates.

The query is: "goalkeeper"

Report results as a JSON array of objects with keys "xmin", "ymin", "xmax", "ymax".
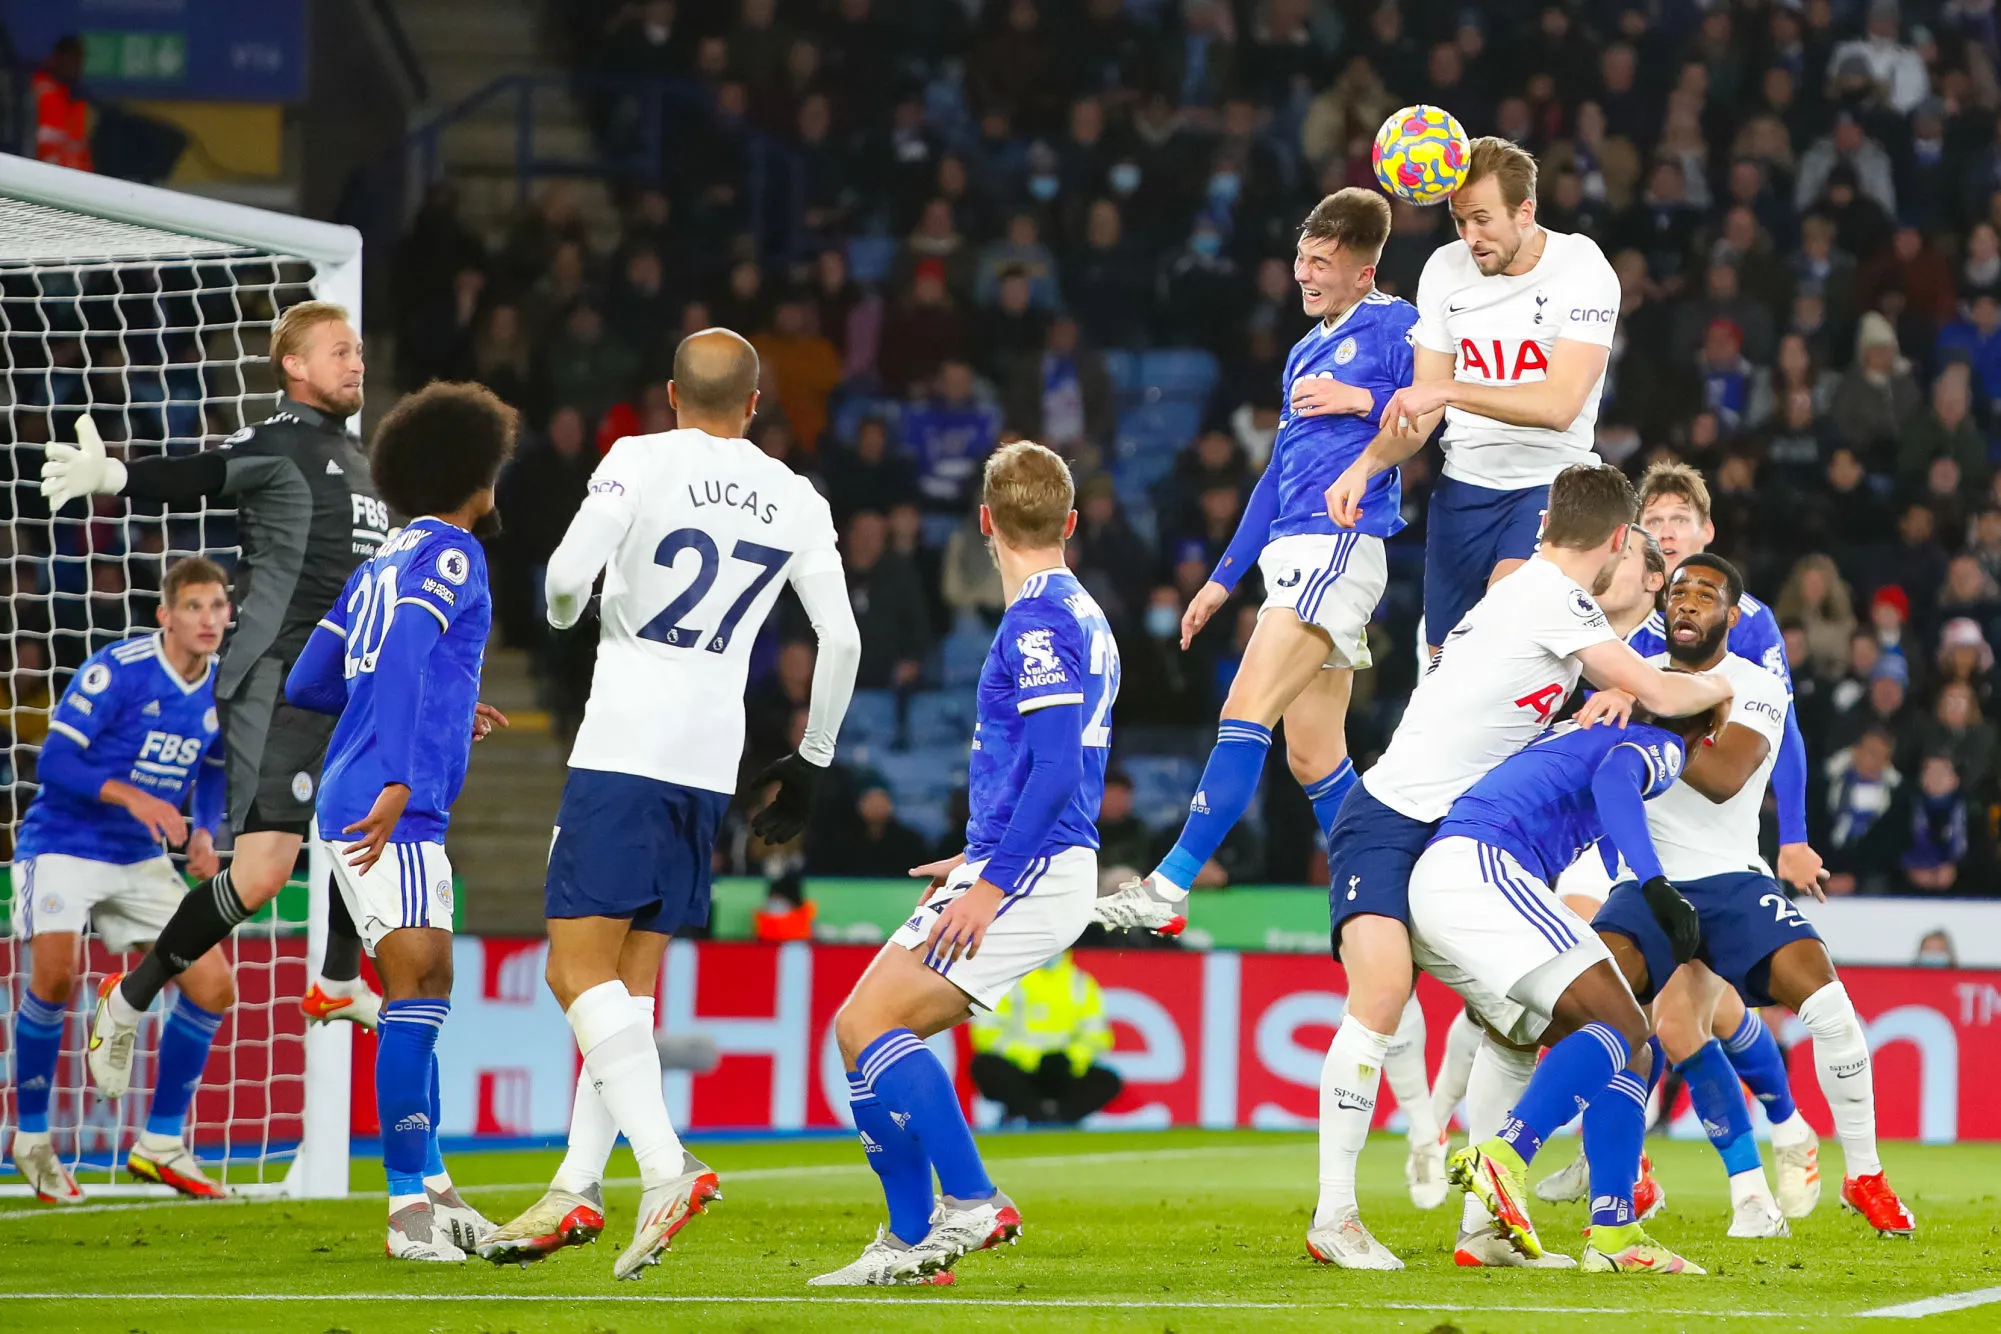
[{"xmin": 41, "ymin": 301, "xmax": 392, "ymax": 1098}]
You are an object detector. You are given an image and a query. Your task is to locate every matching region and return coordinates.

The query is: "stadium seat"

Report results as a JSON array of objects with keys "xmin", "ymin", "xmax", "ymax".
[
  {"xmin": 841, "ymin": 688, "xmax": 901, "ymax": 751},
  {"xmin": 873, "ymin": 747, "xmax": 967, "ymax": 808},
  {"xmin": 941, "ymin": 623, "xmax": 991, "ymax": 686},
  {"xmin": 1102, "ymin": 348, "xmax": 1140, "ymax": 397},
  {"xmin": 1117, "ymin": 400, "xmax": 1204, "ymax": 458},
  {"xmin": 1139, "ymin": 349, "xmax": 1220, "ymax": 403},
  {"xmin": 906, "ymin": 689, "xmax": 977, "ymax": 749},
  {"xmin": 896, "ymin": 798, "xmax": 952, "ymax": 844},
  {"xmin": 829, "ymin": 394, "xmax": 899, "ymax": 447},
  {"xmin": 1121, "ymin": 754, "xmax": 1204, "ymax": 830},
  {"xmin": 846, "ymin": 234, "xmax": 899, "ymax": 286}
]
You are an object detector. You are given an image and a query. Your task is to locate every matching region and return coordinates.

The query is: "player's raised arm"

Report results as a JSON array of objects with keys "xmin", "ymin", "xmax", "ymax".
[
  {"xmin": 545, "ymin": 444, "xmax": 642, "ymax": 630},
  {"xmin": 1385, "ymin": 339, "xmax": 1611, "ymax": 436}
]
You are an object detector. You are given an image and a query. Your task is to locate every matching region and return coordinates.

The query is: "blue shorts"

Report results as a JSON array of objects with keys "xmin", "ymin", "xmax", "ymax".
[
  {"xmin": 1592, "ymin": 871, "xmax": 1824, "ymax": 1007},
  {"xmin": 1423, "ymin": 475, "xmax": 1550, "ymax": 643},
  {"xmin": 545, "ymin": 768, "xmax": 730, "ymax": 934},
  {"xmin": 1325, "ymin": 781, "xmax": 1436, "ymax": 945}
]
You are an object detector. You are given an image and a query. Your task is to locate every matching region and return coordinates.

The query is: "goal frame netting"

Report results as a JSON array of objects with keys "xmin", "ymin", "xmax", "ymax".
[{"xmin": 0, "ymin": 155, "xmax": 359, "ymax": 1199}]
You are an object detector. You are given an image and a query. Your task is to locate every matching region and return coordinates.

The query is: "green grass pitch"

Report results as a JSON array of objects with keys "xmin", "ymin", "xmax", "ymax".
[{"xmin": 3, "ymin": 1130, "xmax": 1997, "ymax": 1333}]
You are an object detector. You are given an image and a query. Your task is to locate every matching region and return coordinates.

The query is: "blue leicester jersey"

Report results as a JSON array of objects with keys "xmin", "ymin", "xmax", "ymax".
[
  {"xmin": 19, "ymin": 634, "xmax": 221, "ymax": 865},
  {"xmin": 317, "ymin": 518, "xmax": 491, "ymax": 843},
  {"xmin": 1269, "ymin": 291, "xmax": 1418, "ymax": 542},
  {"xmin": 1629, "ymin": 592, "xmax": 1792, "ymax": 692},
  {"xmin": 1436, "ymin": 722, "xmax": 1686, "ymax": 884},
  {"xmin": 963, "ymin": 569, "xmax": 1119, "ymax": 861}
]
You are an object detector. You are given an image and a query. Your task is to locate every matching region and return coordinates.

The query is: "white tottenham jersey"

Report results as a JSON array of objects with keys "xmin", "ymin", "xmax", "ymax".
[
  {"xmin": 566, "ymin": 429, "xmax": 841, "ymax": 793},
  {"xmin": 1412, "ymin": 228, "xmax": 1621, "ymax": 490},
  {"xmin": 1642, "ymin": 650, "xmax": 1789, "ymax": 880},
  {"xmin": 1366, "ymin": 557, "xmax": 1618, "ymax": 822}
]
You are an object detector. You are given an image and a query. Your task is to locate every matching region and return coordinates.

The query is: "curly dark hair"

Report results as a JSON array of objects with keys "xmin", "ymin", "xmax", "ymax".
[{"xmin": 369, "ymin": 381, "xmax": 519, "ymax": 519}]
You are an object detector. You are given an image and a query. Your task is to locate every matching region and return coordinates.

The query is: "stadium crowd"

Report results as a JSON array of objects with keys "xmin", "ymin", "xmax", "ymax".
[{"xmin": 379, "ymin": 0, "xmax": 2001, "ymax": 899}]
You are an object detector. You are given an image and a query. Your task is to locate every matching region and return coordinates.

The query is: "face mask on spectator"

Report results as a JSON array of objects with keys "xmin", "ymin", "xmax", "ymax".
[
  {"xmin": 1191, "ymin": 231, "xmax": 1222, "ymax": 258},
  {"xmin": 1207, "ymin": 171, "xmax": 1242, "ymax": 203},
  {"xmin": 1028, "ymin": 173, "xmax": 1060, "ymax": 201},
  {"xmin": 1146, "ymin": 604, "xmax": 1180, "ymax": 638},
  {"xmin": 1109, "ymin": 163, "xmax": 1141, "ymax": 195},
  {"xmin": 1918, "ymin": 947, "xmax": 1953, "ymax": 967}
]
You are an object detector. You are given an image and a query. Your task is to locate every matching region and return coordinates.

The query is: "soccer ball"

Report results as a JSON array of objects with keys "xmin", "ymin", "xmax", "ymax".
[{"xmin": 1373, "ymin": 105, "xmax": 1471, "ymax": 206}]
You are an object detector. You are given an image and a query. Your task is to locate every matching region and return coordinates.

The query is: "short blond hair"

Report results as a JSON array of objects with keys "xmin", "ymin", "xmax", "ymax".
[
  {"xmin": 983, "ymin": 440, "xmax": 1074, "ymax": 547},
  {"xmin": 1638, "ymin": 460, "xmax": 1712, "ymax": 526},
  {"xmin": 1461, "ymin": 136, "xmax": 1539, "ymax": 211},
  {"xmin": 270, "ymin": 300, "xmax": 352, "ymax": 390}
]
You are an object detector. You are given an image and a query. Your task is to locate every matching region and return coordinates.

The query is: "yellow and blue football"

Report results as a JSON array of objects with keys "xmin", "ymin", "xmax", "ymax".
[{"xmin": 1372, "ymin": 105, "xmax": 1471, "ymax": 205}]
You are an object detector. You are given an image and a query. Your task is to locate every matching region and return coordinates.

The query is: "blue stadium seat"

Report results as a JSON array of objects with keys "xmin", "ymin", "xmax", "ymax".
[
  {"xmin": 1102, "ymin": 349, "xmax": 1140, "ymax": 396},
  {"xmin": 1121, "ymin": 754, "xmax": 1204, "ymax": 830},
  {"xmin": 906, "ymin": 689, "xmax": 977, "ymax": 749},
  {"xmin": 896, "ymin": 799, "xmax": 952, "ymax": 844},
  {"xmin": 1117, "ymin": 400, "xmax": 1204, "ymax": 457},
  {"xmin": 840, "ymin": 689, "xmax": 900, "ymax": 752},
  {"xmin": 847, "ymin": 234, "xmax": 899, "ymax": 286},
  {"xmin": 941, "ymin": 623, "xmax": 991, "ymax": 687},
  {"xmin": 829, "ymin": 394, "xmax": 899, "ymax": 447},
  {"xmin": 1139, "ymin": 349, "xmax": 1220, "ymax": 403},
  {"xmin": 873, "ymin": 747, "xmax": 967, "ymax": 807}
]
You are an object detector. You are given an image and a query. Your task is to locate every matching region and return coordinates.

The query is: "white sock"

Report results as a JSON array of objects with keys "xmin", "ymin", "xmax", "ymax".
[
  {"xmin": 107, "ymin": 981, "xmax": 144, "ymax": 1027},
  {"xmin": 566, "ymin": 982, "xmax": 685, "ymax": 1188},
  {"xmin": 1461, "ymin": 1037, "xmax": 1538, "ymax": 1234},
  {"xmin": 1314, "ymin": 1015, "xmax": 1392, "ymax": 1226},
  {"xmin": 1729, "ymin": 1167, "xmax": 1778, "ymax": 1211},
  {"xmin": 1430, "ymin": 1009, "xmax": 1483, "ymax": 1134},
  {"xmin": 390, "ymin": 1188, "xmax": 427, "ymax": 1215},
  {"xmin": 423, "ymin": 1171, "xmax": 454, "ymax": 1193},
  {"xmin": 553, "ymin": 995, "xmax": 655, "ymax": 1194},
  {"xmin": 136, "ymin": 1129, "xmax": 182, "ymax": 1152},
  {"xmin": 1384, "ymin": 994, "xmax": 1440, "ymax": 1147},
  {"xmin": 1769, "ymin": 1109, "xmax": 1815, "ymax": 1150},
  {"xmin": 1797, "ymin": 981, "xmax": 1881, "ymax": 1176}
]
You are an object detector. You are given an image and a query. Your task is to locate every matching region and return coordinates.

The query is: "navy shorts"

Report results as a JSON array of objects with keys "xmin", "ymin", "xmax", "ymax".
[
  {"xmin": 1592, "ymin": 871, "xmax": 1823, "ymax": 1007},
  {"xmin": 1423, "ymin": 475, "xmax": 1551, "ymax": 643},
  {"xmin": 1325, "ymin": 781, "xmax": 1436, "ymax": 946},
  {"xmin": 545, "ymin": 768, "xmax": 730, "ymax": 935}
]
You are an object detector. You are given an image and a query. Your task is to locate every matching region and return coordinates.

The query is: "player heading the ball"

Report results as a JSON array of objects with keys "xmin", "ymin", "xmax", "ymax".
[{"xmin": 1329, "ymin": 135, "xmax": 1622, "ymax": 655}]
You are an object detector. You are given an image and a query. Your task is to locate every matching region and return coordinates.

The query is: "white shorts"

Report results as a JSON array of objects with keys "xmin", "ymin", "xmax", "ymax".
[
  {"xmin": 1553, "ymin": 841, "xmax": 1625, "ymax": 910},
  {"xmin": 322, "ymin": 840, "xmax": 455, "ymax": 956},
  {"xmin": 1256, "ymin": 532, "xmax": 1386, "ymax": 670},
  {"xmin": 889, "ymin": 846, "xmax": 1097, "ymax": 1011},
  {"xmin": 11, "ymin": 853, "xmax": 185, "ymax": 952},
  {"xmin": 1408, "ymin": 836, "xmax": 1616, "ymax": 1046}
]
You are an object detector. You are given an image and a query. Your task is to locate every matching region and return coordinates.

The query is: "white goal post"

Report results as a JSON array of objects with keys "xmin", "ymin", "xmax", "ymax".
[{"xmin": 1, "ymin": 155, "xmax": 359, "ymax": 1199}]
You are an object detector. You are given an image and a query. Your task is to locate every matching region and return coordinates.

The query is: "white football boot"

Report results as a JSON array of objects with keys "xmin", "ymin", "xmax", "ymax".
[
  {"xmin": 1092, "ymin": 874, "xmax": 1189, "ymax": 934},
  {"xmin": 9, "ymin": 1131, "xmax": 84, "ymax": 1204},
  {"xmin": 1407, "ymin": 1132, "xmax": 1450, "ymax": 1210},
  {"xmin": 1306, "ymin": 1209, "xmax": 1404, "ymax": 1270},
  {"xmin": 809, "ymin": 1227, "xmax": 957, "ymax": 1287},
  {"xmin": 1453, "ymin": 1225, "xmax": 1578, "ymax": 1268},
  {"xmin": 1773, "ymin": 1132, "xmax": 1822, "ymax": 1219},
  {"xmin": 898, "ymin": 1192, "xmax": 1023, "ymax": 1278},
  {"xmin": 612, "ymin": 1152, "xmax": 721, "ymax": 1280},
  {"xmin": 428, "ymin": 1184, "xmax": 495, "ymax": 1251},
  {"xmin": 386, "ymin": 1202, "xmax": 467, "ymax": 1262},
  {"xmin": 85, "ymin": 973, "xmax": 140, "ymax": 1100},
  {"xmin": 1534, "ymin": 1151, "xmax": 1591, "ymax": 1204}
]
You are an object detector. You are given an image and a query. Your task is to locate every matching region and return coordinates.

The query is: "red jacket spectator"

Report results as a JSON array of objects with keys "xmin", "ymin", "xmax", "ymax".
[{"xmin": 33, "ymin": 38, "xmax": 91, "ymax": 172}]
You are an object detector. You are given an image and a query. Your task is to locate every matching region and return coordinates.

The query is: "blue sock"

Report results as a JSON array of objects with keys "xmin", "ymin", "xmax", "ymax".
[
  {"xmin": 422, "ymin": 1051, "xmax": 447, "ymax": 1179},
  {"xmin": 145, "ymin": 994, "xmax": 224, "ymax": 1138},
  {"xmin": 847, "ymin": 1070, "xmax": 933, "ymax": 1245},
  {"xmin": 858, "ymin": 1028, "xmax": 993, "ymax": 1202},
  {"xmin": 1721, "ymin": 1010, "xmax": 1798, "ymax": 1124},
  {"xmin": 1155, "ymin": 721, "xmax": 1272, "ymax": 889},
  {"xmin": 377, "ymin": 999, "xmax": 448, "ymax": 1199},
  {"xmin": 1582, "ymin": 1068, "xmax": 1650, "ymax": 1229},
  {"xmin": 1646, "ymin": 1036, "xmax": 1665, "ymax": 1099},
  {"xmin": 12, "ymin": 991, "xmax": 66, "ymax": 1135},
  {"xmin": 1678, "ymin": 1038, "xmax": 1761, "ymax": 1177},
  {"xmin": 1301, "ymin": 758, "xmax": 1357, "ymax": 840},
  {"xmin": 1498, "ymin": 1022, "xmax": 1630, "ymax": 1163}
]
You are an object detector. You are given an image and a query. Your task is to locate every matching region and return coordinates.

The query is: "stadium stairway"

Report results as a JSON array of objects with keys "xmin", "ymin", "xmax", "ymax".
[
  {"xmin": 395, "ymin": 0, "xmax": 621, "ymax": 251},
  {"xmin": 446, "ymin": 640, "xmax": 565, "ymax": 935}
]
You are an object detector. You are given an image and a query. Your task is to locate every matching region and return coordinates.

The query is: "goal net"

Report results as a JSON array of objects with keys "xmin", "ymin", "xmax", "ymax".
[{"xmin": 0, "ymin": 158, "xmax": 359, "ymax": 1198}]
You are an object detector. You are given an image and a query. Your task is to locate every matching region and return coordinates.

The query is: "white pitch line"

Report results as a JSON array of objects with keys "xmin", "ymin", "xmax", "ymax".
[
  {"xmin": 1858, "ymin": 1286, "xmax": 2001, "ymax": 1319},
  {"xmin": 0, "ymin": 1292, "xmax": 1811, "ymax": 1318},
  {"xmin": 0, "ymin": 1143, "xmax": 1298, "ymax": 1224}
]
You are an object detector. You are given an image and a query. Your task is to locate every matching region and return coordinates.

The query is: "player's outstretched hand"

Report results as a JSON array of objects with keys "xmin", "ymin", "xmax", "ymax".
[
  {"xmin": 116, "ymin": 787, "xmax": 187, "ymax": 848},
  {"xmin": 1180, "ymin": 581, "xmax": 1229, "ymax": 649},
  {"xmin": 1576, "ymin": 689, "xmax": 1635, "ymax": 729},
  {"xmin": 1777, "ymin": 842, "xmax": 1831, "ymax": 902},
  {"xmin": 1641, "ymin": 875, "xmax": 1703, "ymax": 965},
  {"xmin": 341, "ymin": 784, "xmax": 412, "ymax": 875},
  {"xmin": 471, "ymin": 701, "xmax": 509, "ymax": 742},
  {"xmin": 1289, "ymin": 375, "xmax": 1371, "ymax": 418},
  {"xmin": 39, "ymin": 414, "xmax": 128, "ymax": 511},
  {"xmin": 1325, "ymin": 461, "xmax": 1370, "ymax": 529},
  {"xmin": 185, "ymin": 827, "xmax": 220, "ymax": 880},
  {"xmin": 748, "ymin": 751, "xmax": 824, "ymax": 844},
  {"xmin": 927, "ymin": 878, "xmax": 1004, "ymax": 964},
  {"xmin": 909, "ymin": 853, "xmax": 966, "ymax": 903}
]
